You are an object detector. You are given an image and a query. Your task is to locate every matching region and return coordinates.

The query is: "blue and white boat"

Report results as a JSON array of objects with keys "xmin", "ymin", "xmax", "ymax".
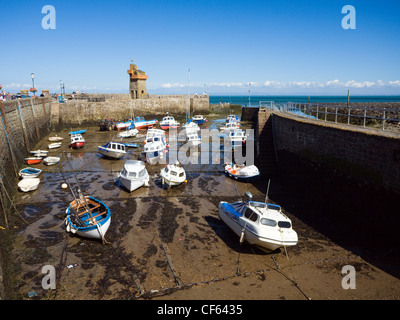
[
  {"xmin": 132, "ymin": 116, "xmax": 158, "ymax": 130},
  {"xmin": 69, "ymin": 129, "xmax": 86, "ymax": 135},
  {"xmin": 98, "ymin": 141, "xmax": 126, "ymax": 159},
  {"xmin": 218, "ymin": 192, "xmax": 298, "ymax": 251},
  {"xmin": 226, "ymin": 115, "xmax": 240, "ymax": 123},
  {"xmin": 228, "ymin": 129, "xmax": 247, "ymax": 148},
  {"xmin": 192, "ymin": 115, "xmax": 207, "ymax": 125},
  {"xmin": 19, "ymin": 167, "xmax": 42, "ymax": 179},
  {"xmin": 65, "ymin": 195, "xmax": 111, "ymax": 241}
]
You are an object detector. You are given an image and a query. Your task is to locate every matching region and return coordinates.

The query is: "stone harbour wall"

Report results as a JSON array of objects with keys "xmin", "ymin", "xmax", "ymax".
[
  {"xmin": 258, "ymin": 110, "xmax": 400, "ymax": 194},
  {"xmin": 53, "ymin": 95, "xmax": 210, "ymax": 127}
]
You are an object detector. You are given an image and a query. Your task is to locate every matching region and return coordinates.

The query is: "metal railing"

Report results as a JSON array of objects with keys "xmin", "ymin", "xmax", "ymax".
[{"xmin": 280, "ymin": 102, "xmax": 400, "ymax": 131}]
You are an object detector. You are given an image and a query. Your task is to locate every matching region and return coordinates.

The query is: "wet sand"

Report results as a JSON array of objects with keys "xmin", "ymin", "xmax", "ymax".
[{"xmin": 7, "ymin": 114, "xmax": 400, "ymax": 301}]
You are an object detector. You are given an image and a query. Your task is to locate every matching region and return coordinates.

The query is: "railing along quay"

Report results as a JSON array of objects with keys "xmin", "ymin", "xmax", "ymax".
[{"xmin": 259, "ymin": 101, "xmax": 400, "ymax": 131}]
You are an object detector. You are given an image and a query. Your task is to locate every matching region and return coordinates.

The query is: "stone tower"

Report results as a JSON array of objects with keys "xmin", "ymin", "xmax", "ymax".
[{"xmin": 127, "ymin": 63, "xmax": 148, "ymax": 99}]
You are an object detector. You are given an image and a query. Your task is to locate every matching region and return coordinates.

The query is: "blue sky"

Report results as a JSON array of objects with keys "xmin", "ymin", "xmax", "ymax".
[{"xmin": 1, "ymin": 0, "xmax": 400, "ymax": 95}]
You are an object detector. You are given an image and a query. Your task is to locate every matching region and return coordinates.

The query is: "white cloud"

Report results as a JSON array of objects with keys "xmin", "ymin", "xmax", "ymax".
[{"xmin": 161, "ymin": 83, "xmax": 186, "ymax": 88}]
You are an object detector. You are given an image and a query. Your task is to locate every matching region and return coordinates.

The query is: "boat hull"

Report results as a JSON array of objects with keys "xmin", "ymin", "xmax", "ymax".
[
  {"xmin": 69, "ymin": 142, "xmax": 85, "ymax": 149},
  {"xmin": 18, "ymin": 178, "xmax": 40, "ymax": 192},
  {"xmin": 19, "ymin": 167, "xmax": 42, "ymax": 179},
  {"xmin": 25, "ymin": 157, "xmax": 42, "ymax": 165},
  {"xmin": 119, "ymin": 175, "xmax": 149, "ymax": 192},
  {"xmin": 43, "ymin": 157, "xmax": 61, "ymax": 166},
  {"xmin": 65, "ymin": 196, "xmax": 111, "ymax": 240},
  {"xmin": 98, "ymin": 148, "xmax": 125, "ymax": 159}
]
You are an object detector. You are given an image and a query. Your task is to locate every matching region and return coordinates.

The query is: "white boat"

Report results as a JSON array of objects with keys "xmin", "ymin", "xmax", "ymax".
[
  {"xmin": 98, "ymin": 141, "xmax": 126, "ymax": 159},
  {"xmin": 218, "ymin": 192, "xmax": 298, "ymax": 251},
  {"xmin": 119, "ymin": 160, "xmax": 150, "ymax": 192},
  {"xmin": 48, "ymin": 136, "xmax": 64, "ymax": 142},
  {"xmin": 160, "ymin": 162, "xmax": 186, "ymax": 187},
  {"xmin": 115, "ymin": 120, "xmax": 133, "ymax": 131},
  {"xmin": 43, "ymin": 156, "xmax": 61, "ymax": 166},
  {"xmin": 228, "ymin": 129, "xmax": 247, "ymax": 148},
  {"xmin": 186, "ymin": 132, "xmax": 201, "ymax": 146},
  {"xmin": 69, "ymin": 134, "xmax": 85, "ymax": 149},
  {"xmin": 19, "ymin": 167, "xmax": 42, "ymax": 179},
  {"xmin": 18, "ymin": 178, "xmax": 40, "ymax": 192},
  {"xmin": 48, "ymin": 142, "xmax": 62, "ymax": 149},
  {"xmin": 226, "ymin": 115, "xmax": 240, "ymax": 123},
  {"xmin": 65, "ymin": 195, "xmax": 111, "ymax": 241},
  {"xmin": 224, "ymin": 163, "xmax": 260, "ymax": 181},
  {"xmin": 221, "ymin": 121, "xmax": 241, "ymax": 132},
  {"xmin": 143, "ymin": 129, "xmax": 168, "ymax": 164},
  {"xmin": 160, "ymin": 115, "xmax": 180, "ymax": 130},
  {"xmin": 118, "ymin": 128, "xmax": 139, "ymax": 138},
  {"xmin": 182, "ymin": 120, "xmax": 200, "ymax": 135},
  {"xmin": 30, "ymin": 149, "xmax": 49, "ymax": 157}
]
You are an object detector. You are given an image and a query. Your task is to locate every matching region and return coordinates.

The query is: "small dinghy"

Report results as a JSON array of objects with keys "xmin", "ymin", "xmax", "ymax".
[
  {"xmin": 118, "ymin": 128, "xmax": 139, "ymax": 138},
  {"xmin": 48, "ymin": 142, "xmax": 62, "ymax": 149},
  {"xmin": 119, "ymin": 160, "xmax": 150, "ymax": 192},
  {"xmin": 30, "ymin": 149, "xmax": 49, "ymax": 157},
  {"xmin": 98, "ymin": 141, "xmax": 126, "ymax": 159},
  {"xmin": 218, "ymin": 192, "xmax": 298, "ymax": 252},
  {"xmin": 115, "ymin": 120, "xmax": 133, "ymax": 131},
  {"xmin": 69, "ymin": 129, "xmax": 86, "ymax": 135},
  {"xmin": 160, "ymin": 162, "xmax": 186, "ymax": 188},
  {"xmin": 18, "ymin": 178, "xmax": 40, "ymax": 192},
  {"xmin": 69, "ymin": 134, "xmax": 85, "ymax": 149},
  {"xmin": 48, "ymin": 136, "xmax": 63, "ymax": 142},
  {"xmin": 65, "ymin": 195, "xmax": 111, "ymax": 241},
  {"xmin": 19, "ymin": 167, "xmax": 42, "ymax": 179},
  {"xmin": 225, "ymin": 163, "xmax": 260, "ymax": 181},
  {"xmin": 43, "ymin": 156, "xmax": 61, "ymax": 166},
  {"xmin": 25, "ymin": 157, "xmax": 43, "ymax": 165}
]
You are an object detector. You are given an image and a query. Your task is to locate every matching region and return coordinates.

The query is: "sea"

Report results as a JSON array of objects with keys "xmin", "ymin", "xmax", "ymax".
[{"xmin": 209, "ymin": 95, "xmax": 400, "ymax": 107}]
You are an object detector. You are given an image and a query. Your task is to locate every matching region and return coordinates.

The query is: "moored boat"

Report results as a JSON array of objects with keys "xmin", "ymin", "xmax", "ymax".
[
  {"xmin": 43, "ymin": 156, "xmax": 61, "ymax": 166},
  {"xmin": 69, "ymin": 134, "xmax": 85, "ymax": 149},
  {"xmin": 160, "ymin": 115, "xmax": 180, "ymax": 130},
  {"xmin": 48, "ymin": 136, "xmax": 64, "ymax": 142},
  {"xmin": 69, "ymin": 129, "xmax": 86, "ymax": 135},
  {"xmin": 65, "ymin": 195, "xmax": 111, "ymax": 241},
  {"xmin": 30, "ymin": 149, "xmax": 49, "ymax": 157},
  {"xmin": 224, "ymin": 163, "xmax": 260, "ymax": 181},
  {"xmin": 227, "ymin": 129, "xmax": 247, "ymax": 148},
  {"xmin": 192, "ymin": 114, "xmax": 207, "ymax": 125},
  {"xmin": 25, "ymin": 157, "xmax": 43, "ymax": 165},
  {"xmin": 119, "ymin": 160, "xmax": 149, "ymax": 192},
  {"xmin": 221, "ymin": 121, "xmax": 241, "ymax": 132},
  {"xmin": 48, "ymin": 142, "xmax": 62, "ymax": 149},
  {"xmin": 19, "ymin": 167, "xmax": 42, "ymax": 179},
  {"xmin": 132, "ymin": 116, "xmax": 158, "ymax": 130},
  {"xmin": 186, "ymin": 133, "xmax": 201, "ymax": 146},
  {"xmin": 160, "ymin": 162, "xmax": 186, "ymax": 188},
  {"xmin": 118, "ymin": 128, "xmax": 139, "ymax": 138},
  {"xmin": 143, "ymin": 129, "xmax": 168, "ymax": 164},
  {"xmin": 226, "ymin": 115, "xmax": 240, "ymax": 123},
  {"xmin": 18, "ymin": 178, "xmax": 40, "ymax": 192},
  {"xmin": 98, "ymin": 141, "xmax": 126, "ymax": 159},
  {"xmin": 115, "ymin": 119, "xmax": 133, "ymax": 131},
  {"xmin": 218, "ymin": 192, "xmax": 298, "ymax": 251}
]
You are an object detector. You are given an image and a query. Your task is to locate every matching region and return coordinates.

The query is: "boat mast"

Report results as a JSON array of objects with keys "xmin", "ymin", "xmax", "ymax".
[{"xmin": 186, "ymin": 68, "xmax": 190, "ymax": 122}]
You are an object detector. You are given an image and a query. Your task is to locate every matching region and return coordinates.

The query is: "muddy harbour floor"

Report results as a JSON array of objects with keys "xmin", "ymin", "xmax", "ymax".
[{"xmin": 5, "ymin": 114, "xmax": 400, "ymax": 301}]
